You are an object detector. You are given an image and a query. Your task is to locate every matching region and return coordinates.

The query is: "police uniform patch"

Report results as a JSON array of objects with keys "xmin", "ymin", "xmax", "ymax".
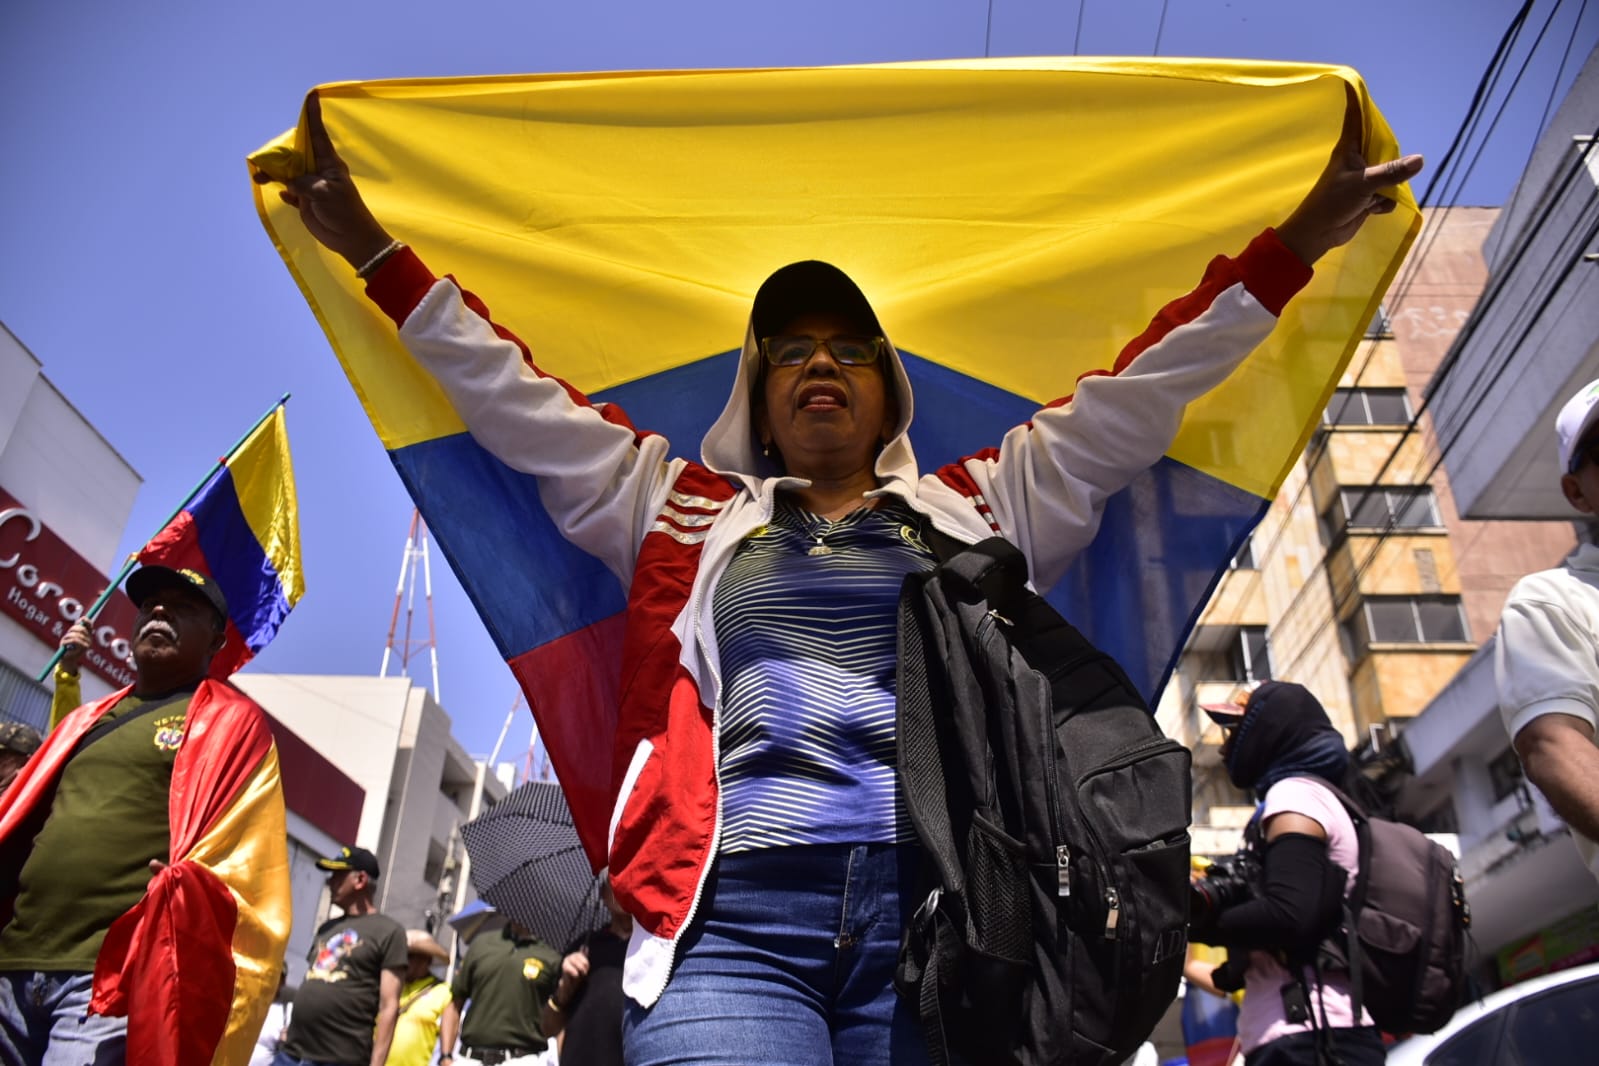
[{"xmin": 152, "ymin": 714, "xmax": 187, "ymax": 753}]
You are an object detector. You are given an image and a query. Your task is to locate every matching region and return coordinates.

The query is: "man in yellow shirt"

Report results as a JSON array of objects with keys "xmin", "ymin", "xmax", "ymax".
[{"xmin": 387, "ymin": 931, "xmax": 454, "ymax": 1066}]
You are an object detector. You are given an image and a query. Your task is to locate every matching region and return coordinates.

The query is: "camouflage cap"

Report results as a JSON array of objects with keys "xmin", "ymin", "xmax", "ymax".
[{"xmin": 0, "ymin": 721, "xmax": 42, "ymax": 757}]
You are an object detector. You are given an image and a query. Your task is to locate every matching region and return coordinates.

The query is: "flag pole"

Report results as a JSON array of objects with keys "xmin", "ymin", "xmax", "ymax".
[{"xmin": 34, "ymin": 393, "xmax": 291, "ymax": 683}]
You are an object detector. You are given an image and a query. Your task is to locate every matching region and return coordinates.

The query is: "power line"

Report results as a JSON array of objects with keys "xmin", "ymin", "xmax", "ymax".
[
  {"xmin": 1194, "ymin": 0, "xmax": 1537, "ymax": 626},
  {"xmin": 1270, "ymin": 137, "xmax": 1599, "ymax": 681},
  {"xmin": 1274, "ymin": 140, "xmax": 1599, "ymax": 678},
  {"xmin": 1503, "ymin": 0, "xmax": 1592, "ymax": 244},
  {"xmin": 1153, "ymin": 0, "xmax": 1169, "ymax": 55},
  {"xmin": 1073, "ymin": 0, "xmax": 1086, "ymax": 55},
  {"xmin": 1187, "ymin": 0, "xmax": 1577, "ymax": 681}
]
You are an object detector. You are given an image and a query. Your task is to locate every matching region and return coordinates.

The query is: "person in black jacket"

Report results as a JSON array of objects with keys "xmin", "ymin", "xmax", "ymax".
[
  {"xmin": 544, "ymin": 874, "xmax": 632, "ymax": 1066},
  {"xmin": 1188, "ymin": 682, "xmax": 1383, "ymax": 1066}
]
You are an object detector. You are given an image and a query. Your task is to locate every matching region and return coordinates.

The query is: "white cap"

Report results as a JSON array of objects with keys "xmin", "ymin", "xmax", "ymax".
[{"xmin": 1558, "ymin": 379, "xmax": 1599, "ymax": 474}]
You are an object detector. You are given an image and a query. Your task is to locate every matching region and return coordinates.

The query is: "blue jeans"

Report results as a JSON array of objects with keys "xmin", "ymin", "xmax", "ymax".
[
  {"xmin": 623, "ymin": 843, "xmax": 932, "ymax": 1066},
  {"xmin": 0, "ymin": 971, "xmax": 127, "ymax": 1066}
]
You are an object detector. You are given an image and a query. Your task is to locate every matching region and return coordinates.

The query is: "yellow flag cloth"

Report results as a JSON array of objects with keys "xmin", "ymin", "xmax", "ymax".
[{"xmin": 251, "ymin": 60, "xmax": 1418, "ymax": 858}]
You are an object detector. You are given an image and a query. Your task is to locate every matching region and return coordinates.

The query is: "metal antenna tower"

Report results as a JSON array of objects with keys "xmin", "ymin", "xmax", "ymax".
[
  {"xmin": 518, "ymin": 717, "xmax": 555, "ymax": 785},
  {"xmin": 379, "ymin": 509, "xmax": 441, "ymax": 701}
]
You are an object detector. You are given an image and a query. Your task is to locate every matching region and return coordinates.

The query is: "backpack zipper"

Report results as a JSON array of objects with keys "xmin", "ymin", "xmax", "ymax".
[
  {"xmin": 983, "ymin": 608, "xmax": 1074, "ymax": 899},
  {"xmin": 1075, "ymin": 737, "xmax": 1185, "ymax": 941}
]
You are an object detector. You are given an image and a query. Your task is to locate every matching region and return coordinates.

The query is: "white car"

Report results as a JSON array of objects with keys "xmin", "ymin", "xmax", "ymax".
[{"xmin": 1385, "ymin": 960, "xmax": 1599, "ymax": 1065}]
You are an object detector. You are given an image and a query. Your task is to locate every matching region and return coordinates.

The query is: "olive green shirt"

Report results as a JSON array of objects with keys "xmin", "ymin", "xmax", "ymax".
[
  {"xmin": 0, "ymin": 691, "xmax": 191, "ymax": 970},
  {"xmin": 452, "ymin": 927, "xmax": 560, "ymax": 1051}
]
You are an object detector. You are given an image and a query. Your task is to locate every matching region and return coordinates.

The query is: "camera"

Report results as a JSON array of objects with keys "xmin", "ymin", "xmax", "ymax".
[{"xmin": 1190, "ymin": 855, "xmax": 1258, "ymax": 922}]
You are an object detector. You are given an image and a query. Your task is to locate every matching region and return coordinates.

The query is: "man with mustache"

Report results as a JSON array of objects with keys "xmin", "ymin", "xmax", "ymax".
[{"xmin": 0, "ymin": 564, "xmax": 291, "ymax": 1066}]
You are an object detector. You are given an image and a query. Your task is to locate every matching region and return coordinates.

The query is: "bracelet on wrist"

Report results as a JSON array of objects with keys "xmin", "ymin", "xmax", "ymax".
[
  {"xmin": 355, "ymin": 239, "xmax": 405, "ymax": 279},
  {"xmin": 546, "ymin": 995, "xmax": 566, "ymax": 1012}
]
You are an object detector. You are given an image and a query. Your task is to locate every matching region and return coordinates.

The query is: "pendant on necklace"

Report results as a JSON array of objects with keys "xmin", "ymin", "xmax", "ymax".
[{"xmin": 808, "ymin": 542, "xmax": 833, "ymax": 556}]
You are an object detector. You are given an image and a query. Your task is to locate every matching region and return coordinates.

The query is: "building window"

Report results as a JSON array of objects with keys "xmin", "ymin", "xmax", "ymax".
[
  {"xmin": 0, "ymin": 661, "xmax": 51, "ymax": 733},
  {"xmin": 1488, "ymin": 746, "xmax": 1525, "ymax": 805},
  {"xmin": 1343, "ymin": 595, "xmax": 1469, "ymax": 657},
  {"xmin": 1227, "ymin": 626, "xmax": 1273, "ymax": 683},
  {"xmin": 1324, "ymin": 387, "xmax": 1412, "ymax": 427},
  {"xmin": 1364, "ymin": 304, "xmax": 1394, "ymax": 339},
  {"xmin": 1321, "ymin": 486, "xmax": 1443, "ymax": 543}
]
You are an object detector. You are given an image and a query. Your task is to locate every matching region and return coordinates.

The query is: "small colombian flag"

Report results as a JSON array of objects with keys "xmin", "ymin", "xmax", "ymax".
[{"xmin": 138, "ymin": 405, "xmax": 304, "ymax": 677}]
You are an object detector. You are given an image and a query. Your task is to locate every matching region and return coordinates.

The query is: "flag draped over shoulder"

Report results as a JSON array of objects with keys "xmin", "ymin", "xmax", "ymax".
[
  {"xmin": 250, "ymin": 59, "xmax": 1419, "ymax": 865},
  {"xmin": 140, "ymin": 406, "xmax": 304, "ymax": 678},
  {"xmin": 0, "ymin": 681, "xmax": 291, "ymax": 1066}
]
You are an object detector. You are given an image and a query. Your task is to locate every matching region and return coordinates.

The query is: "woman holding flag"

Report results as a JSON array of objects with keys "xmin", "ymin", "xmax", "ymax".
[{"xmin": 269, "ymin": 92, "xmax": 1420, "ymax": 1064}]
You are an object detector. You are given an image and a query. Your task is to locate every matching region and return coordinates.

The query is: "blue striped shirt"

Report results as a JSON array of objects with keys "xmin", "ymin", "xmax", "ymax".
[{"xmin": 713, "ymin": 497, "xmax": 936, "ymax": 852}]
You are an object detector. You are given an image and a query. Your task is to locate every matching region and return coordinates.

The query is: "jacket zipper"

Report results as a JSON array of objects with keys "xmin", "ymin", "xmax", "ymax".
[{"xmin": 651, "ymin": 524, "xmax": 741, "ymax": 999}]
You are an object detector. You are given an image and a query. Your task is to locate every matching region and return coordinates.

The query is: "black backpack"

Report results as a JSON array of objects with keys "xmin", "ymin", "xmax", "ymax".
[
  {"xmin": 894, "ymin": 535, "xmax": 1193, "ymax": 1066},
  {"xmin": 1316, "ymin": 782, "xmax": 1471, "ymax": 1035}
]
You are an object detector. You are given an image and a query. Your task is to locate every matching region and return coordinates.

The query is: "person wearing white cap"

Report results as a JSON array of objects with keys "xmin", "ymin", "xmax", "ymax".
[{"xmin": 1493, "ymin": 378, "xmax": 1599, "ymax": 885}]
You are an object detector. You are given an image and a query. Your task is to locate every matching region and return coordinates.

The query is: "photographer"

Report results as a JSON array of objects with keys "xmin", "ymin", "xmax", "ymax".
[{"xmin": 1188, "ymin": 682, "xmax": 1381, "ymax": 1066}]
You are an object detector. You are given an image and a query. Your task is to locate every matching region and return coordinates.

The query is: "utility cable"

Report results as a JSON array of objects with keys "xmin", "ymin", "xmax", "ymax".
[
  {"xmin": 1201, "ymin": 7, "xmax": 1531, "ymax": 618},
  {"xmin": 1271, "ymin": 159, "xmax": 1599, "ymax": 680}
]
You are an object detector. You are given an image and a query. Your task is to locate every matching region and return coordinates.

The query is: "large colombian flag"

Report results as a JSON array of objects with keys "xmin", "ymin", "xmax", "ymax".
[
  {"xmin": 140, "ymin": 405, "xmax": 304, "ymax": 679},
  {"xmin": 250, "ymin": 60, "xmax": 1419, "ymax": 864}
]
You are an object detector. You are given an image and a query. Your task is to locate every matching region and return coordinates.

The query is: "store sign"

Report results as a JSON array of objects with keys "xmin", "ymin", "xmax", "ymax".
[{"xmin": 0, "ymin": 486, "xmax": 137, "ymax": 687}]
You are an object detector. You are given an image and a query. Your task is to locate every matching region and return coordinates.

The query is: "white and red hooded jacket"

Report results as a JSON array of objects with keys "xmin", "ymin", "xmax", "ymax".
[{"xmin": 363, "ymin": 230, "xmax": 1310, "ymax": 1006}]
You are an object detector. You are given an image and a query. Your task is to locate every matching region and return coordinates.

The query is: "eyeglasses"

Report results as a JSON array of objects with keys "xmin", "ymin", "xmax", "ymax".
[{"xmin": 759, "ymin": 334, "xmax": 887, "ymax": 368}]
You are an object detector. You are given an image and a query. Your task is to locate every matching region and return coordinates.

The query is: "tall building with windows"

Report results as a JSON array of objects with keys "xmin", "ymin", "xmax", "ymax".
[
  {"xmin": 1399, "ymin": 47, "xmax": 1599, "ymax": 985},
  {"xmin": 1155, "ymin": 205, "xmax": 1578, "ymax": 839}
]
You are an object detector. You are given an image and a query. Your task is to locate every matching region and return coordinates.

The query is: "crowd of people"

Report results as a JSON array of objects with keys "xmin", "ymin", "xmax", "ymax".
[
  {"xmin": 5, "ymin": 70, "xmax": 1596, "ymax": 1066},
  {"xmin": 253, "ymin": 845, "xmax": 630, "ymax": 1066},
  {"xmin": 0, "ymin": 562, "xmax": 632, "ymax": 1066}
]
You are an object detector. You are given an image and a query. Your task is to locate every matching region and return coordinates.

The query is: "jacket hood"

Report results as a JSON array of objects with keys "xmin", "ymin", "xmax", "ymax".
[{"xmin": 700, "ymin": 260, "xmax": 919, "ymax": 497}]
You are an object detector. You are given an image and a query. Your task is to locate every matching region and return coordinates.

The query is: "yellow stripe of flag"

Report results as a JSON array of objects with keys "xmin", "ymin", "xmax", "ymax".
[{"xmin": 250, "ymin": 59, "xmax": 1417, "ymax": 500}]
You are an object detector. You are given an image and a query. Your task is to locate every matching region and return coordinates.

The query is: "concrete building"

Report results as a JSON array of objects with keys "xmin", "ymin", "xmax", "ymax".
[
  {"xmin": 1157, "ymin": 199, "xmax": 1579, "ymax": 837},
  {"xmin": 0, "ymin": 322, "xmax": 142, "ymax": 727},
  {"xmin": 234, "ymin": 673, "xmax": 509, "ymax": 974},
  {"xmin": 1398, "ymin": 45, "xmax": 1599, "ymax": 986},
  {"xmin": 0, "ymin": 321, "xmax": 522, "ymax": 986},
  {"xmin": 1155, "ymin": 202, "xmax": 1577, "ymax": 858}
]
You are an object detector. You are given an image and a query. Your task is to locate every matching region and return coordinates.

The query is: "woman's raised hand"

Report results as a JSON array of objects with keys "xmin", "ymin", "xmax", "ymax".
[
  {"xmin": 269, "ymin": 93, "xmax": 396, "ymax": 270},
  {"xmin": 1275, "ymin": 93, "xmax": 1425, "ymax": 267}
]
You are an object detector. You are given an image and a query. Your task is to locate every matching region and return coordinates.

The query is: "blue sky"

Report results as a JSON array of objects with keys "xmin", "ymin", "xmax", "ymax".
[{"xmin": 1, "ymin": 0, "xmax": 1594, "ymax": 759}]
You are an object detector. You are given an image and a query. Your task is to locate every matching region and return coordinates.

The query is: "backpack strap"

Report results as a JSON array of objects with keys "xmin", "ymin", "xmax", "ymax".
[
  {"xmin": 897, "ymin": 575, "xmax": 961, "ymax": 895},
  {"xmin": 898, "ymin": 523, "xmax": 1032, "ymax": 1066},
  {"xmin": 67, "ymin": 689, "xmax": 194, "ymax": 762},
  {"xmin": 1309, "ymin": 781, "xmax": 1373, "ymax": 1026},
  {"xmin": 398, "ymin": 975, "xmax": 442, "ymax": 1015}
]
